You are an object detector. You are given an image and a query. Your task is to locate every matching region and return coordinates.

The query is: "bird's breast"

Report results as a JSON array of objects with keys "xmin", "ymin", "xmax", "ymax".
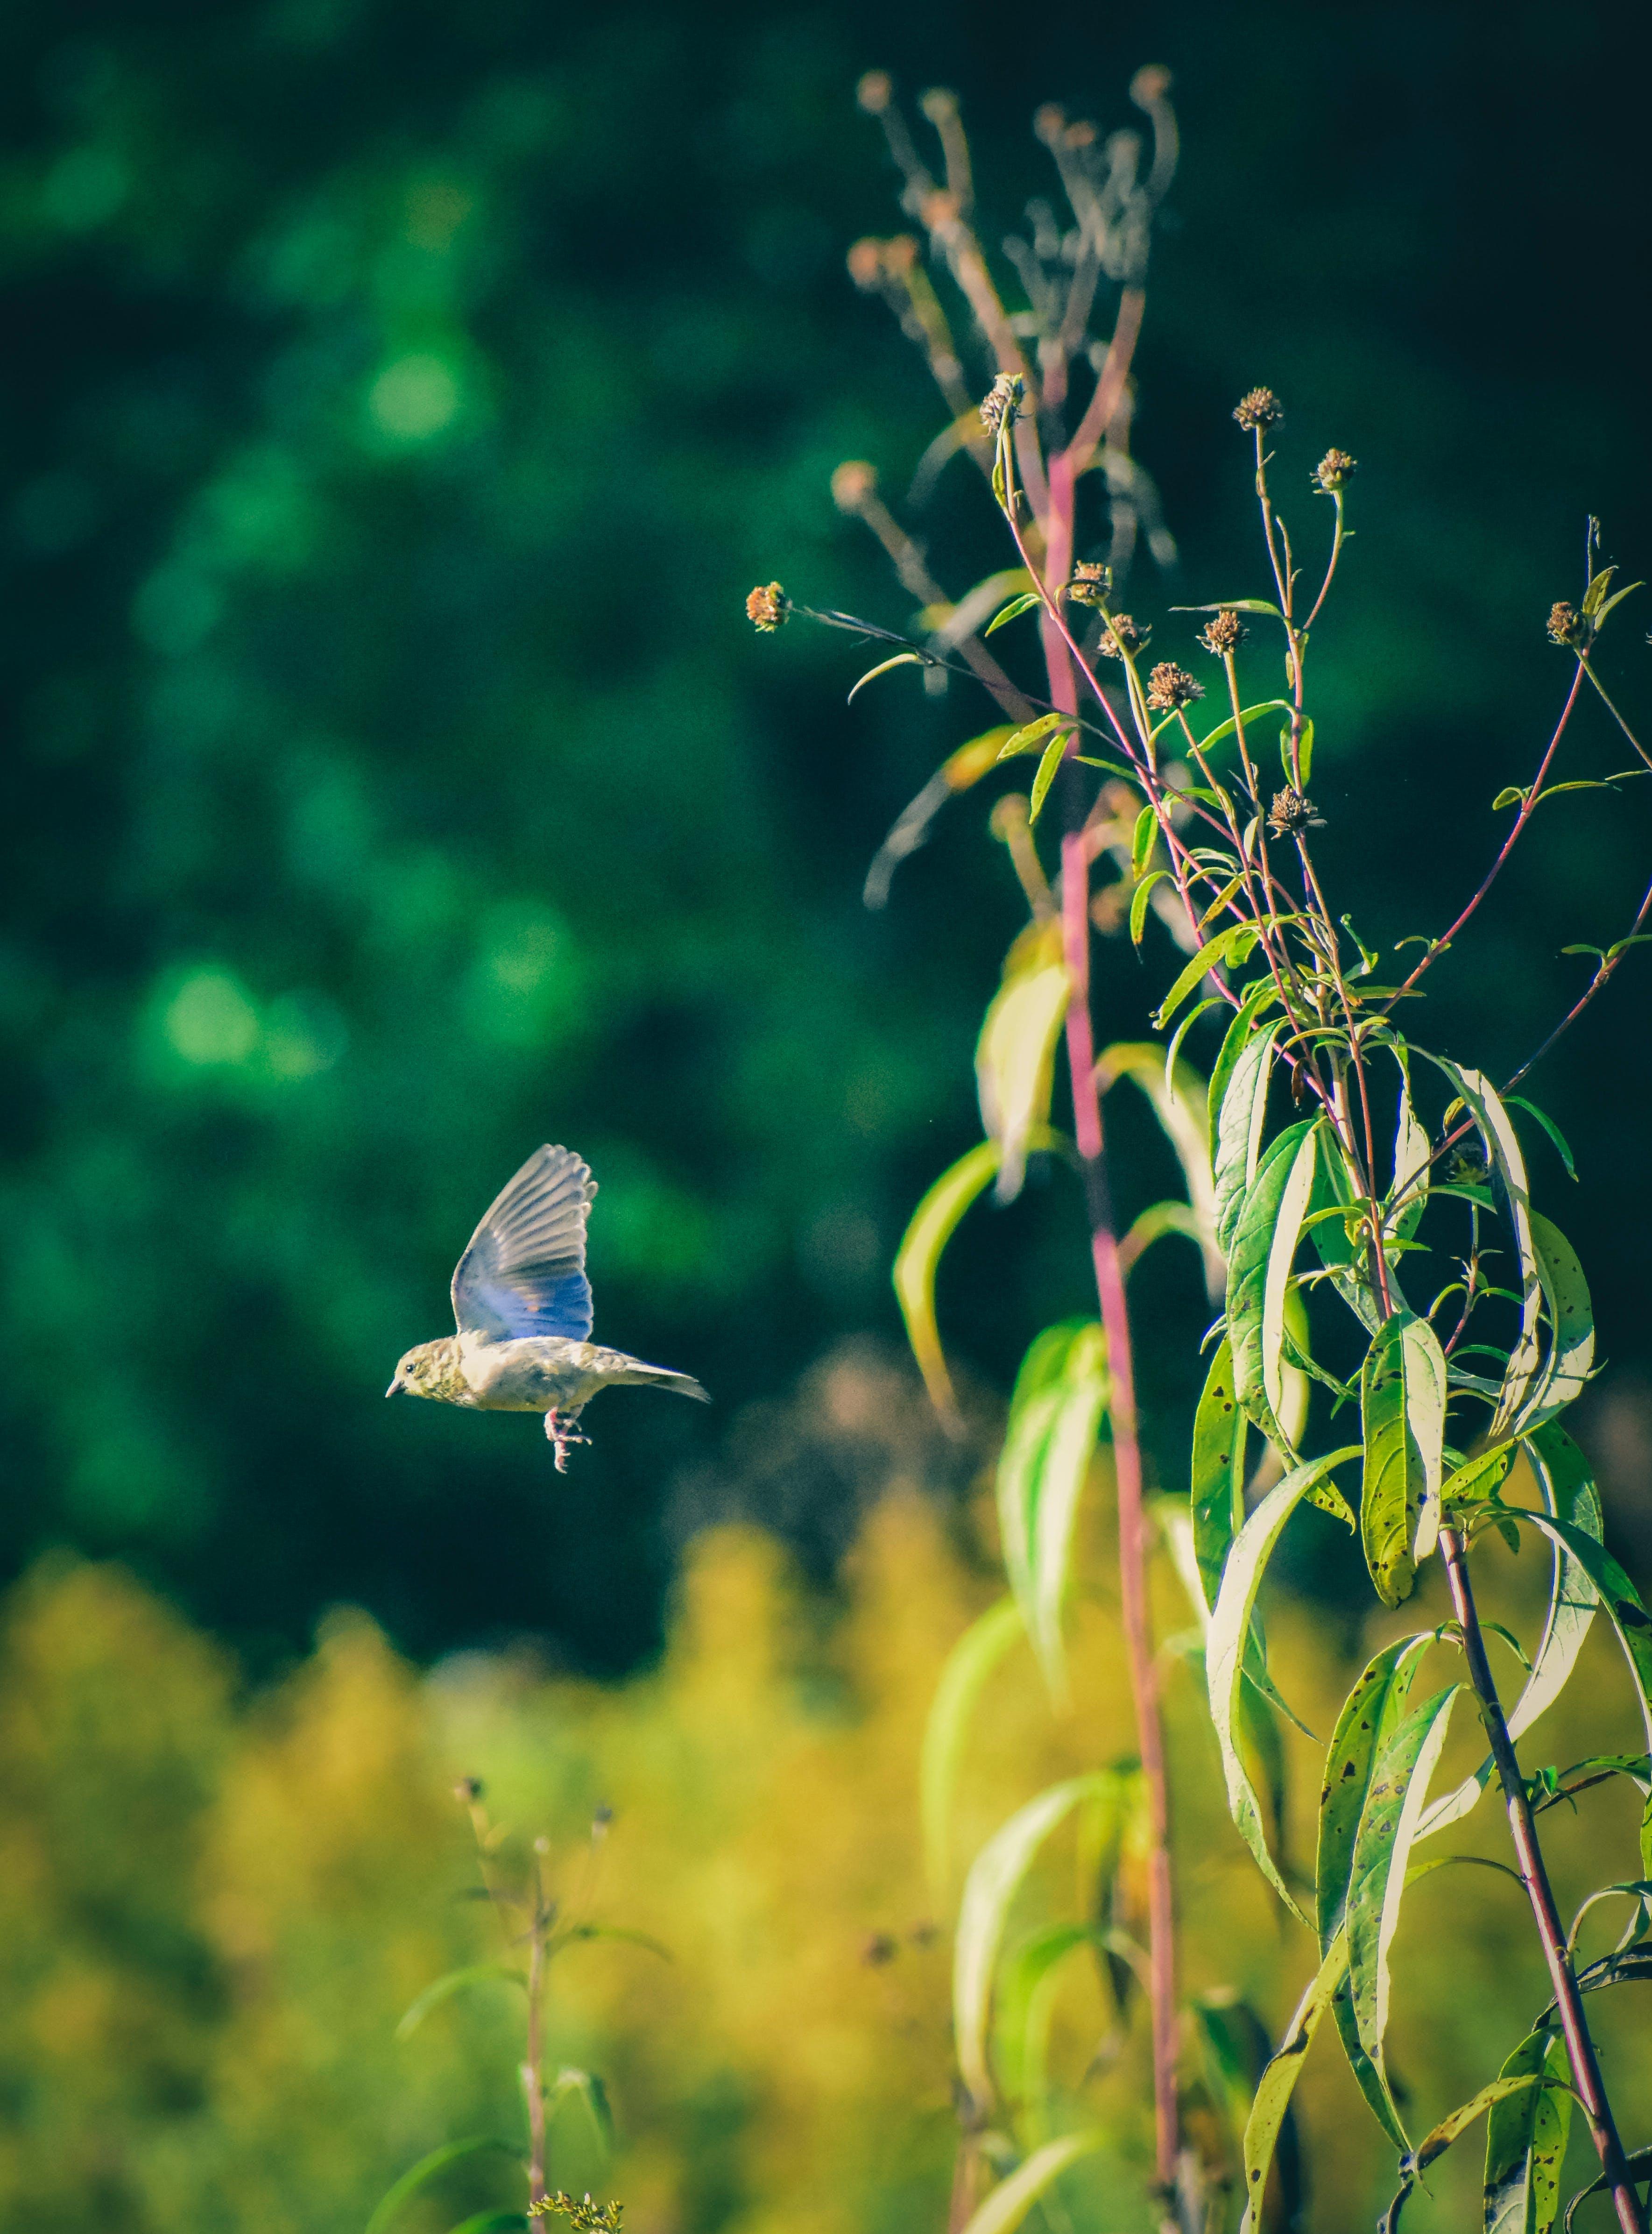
[{"xmin": 459, "ymin": 1334, "xmax": 600, "ymax": 1411}]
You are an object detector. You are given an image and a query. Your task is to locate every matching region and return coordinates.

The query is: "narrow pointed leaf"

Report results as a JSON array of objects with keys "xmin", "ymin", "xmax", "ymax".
[
  {"xmin": 395, "ymin": 1963, "xmax": 524, "ymax": 2040},
  {"xmin": 995, "ymin": 1323, "xmax": 1108, "ymax": 1696},
  {"xmin": 1207, "ymin": 978, "xmax": 1280, "ymax": 1156},
  {"xmin": 1519, "ymin": 1212, "xmax": 1595, "ymax": 1431},
  {"xmin": 1131, "ymin": 801, "xmax": 1158, "ymax": 878},
  {"xmin": 1483, "ymin": 1499, "xmax": 1652, "ymax": 1761},
  {"xmin": 1130, "ymin": 870, "xmax": 1168, "ymax": 946},
  {"xmin": 893, "ymin": 1141, "xmax": 1002, "ymax": 1416},
  {"xmin": 1096, "ymin": 1042, "xmax": 1222, "ymax": 1295},
  {"xmin": 984, "ymin": 590, "xmax": 1045, "ymax": 635},
  {"xmin": 1360, "ymin": 1309, "xmax": 1448, "ymax": 1606},
  {"xmin": 1238, "ymin": 1930, "xmax": 1345, "ymax": 2234},
  {"xmin": 953, "ymin": 1776, "xmax": 1111, "ymax": 2110},
  {"xmin": 1310, "ymin": 1128, "xmax": 1384, "ymax": 1333},
  {"xmin": 1153, "ymin": 918, "xmax": 1271, "ymax": 1031},
  {"xmin": 977, "ymin": 935, "xmax": 1070, "ymax": 1203},
  {"xmin": 1027, "ymin": 733, "xmax": 1069, "ymax": 825},
  {"xmin": 1207, "ymin": 1447, "xmax": 1362, "ymax": 1921},
  {"xmin": 996, "ymin": 711, "xmax": 1076, "ymax": 759},
  {"xmin": 1191, "ymin": 1339, "xmax": 1249, "ymax": 1612},
  {"xmin": 1228, "ymin": 1121, "xmax": 1318, "ymax": 1449},
  {"xmin": 1423, "ymin": 1059, "xmax": 1541, "ymax": 1438},
  {"xmin": 365, "ymin": 2141, "xmax": 521, "ymax": 2234},
  {"xmin": 1347, "ymin": 1684, "xmax": 1460, "ymax": 2075},
  {"xmin": 1390, "ymin": 1059, "xmax": 1431, "ymax": 1245},
  {"xmin": 1507, "ymin": 1094, "xmax": 1579, "ymax": 1182},
  {"xmin": 847, "ymin": 651, "xmax": 925, "ymax": 703},
  {"xmin": 1484, "ymin": 2027, "xmax": 1571, "ymax": 2234},
  {"xmin": 921, "ymin": 1597, "xmax": 1027, "ymax": 1900},
  {"xmin": 1214, "ymin": 1020, "xmax": 1283, "ymax": 1255}
]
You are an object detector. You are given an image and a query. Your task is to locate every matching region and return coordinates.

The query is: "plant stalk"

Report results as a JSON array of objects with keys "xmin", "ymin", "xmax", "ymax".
[
  {"xmin": 523, "ymin": 1876, "xmax": 550, "ymax": 2212},
  {"xmin": 1438, "ymin": 1525, "xmax": 1648, "ymax": 2234}
]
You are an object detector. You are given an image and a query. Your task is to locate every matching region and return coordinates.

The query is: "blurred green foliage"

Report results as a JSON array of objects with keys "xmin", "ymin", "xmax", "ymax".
[{"xmin": 1, "ymin": 0, "xmax": 1651, "ymax": 1667}]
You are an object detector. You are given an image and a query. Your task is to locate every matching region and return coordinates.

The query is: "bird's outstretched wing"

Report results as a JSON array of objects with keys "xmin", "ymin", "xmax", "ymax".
[{"xmin": 451, "ymin": 1144, "xmax": 596, "ymax": 1343}]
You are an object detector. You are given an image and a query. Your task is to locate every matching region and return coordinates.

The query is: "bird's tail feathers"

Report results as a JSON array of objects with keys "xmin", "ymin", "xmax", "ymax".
[{"xmin": 621, "ymin": 1362, "xmax": 710, "ymax": 1403}]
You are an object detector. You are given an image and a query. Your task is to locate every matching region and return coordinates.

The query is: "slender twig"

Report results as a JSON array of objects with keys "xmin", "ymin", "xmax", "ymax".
[
  {"xmin": 1439, "ymin": 1530, "xmax": 1649, "ymax": 2234},
  {"xmin": 523, "ymin": 1846, "xmax": 551, "ymax": 2212}
]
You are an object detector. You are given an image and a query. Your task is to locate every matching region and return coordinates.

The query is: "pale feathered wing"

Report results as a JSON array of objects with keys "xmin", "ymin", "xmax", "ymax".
[{"xmin": 451, "ymin": 1144, "xmax": 596, "ymax": 1344}]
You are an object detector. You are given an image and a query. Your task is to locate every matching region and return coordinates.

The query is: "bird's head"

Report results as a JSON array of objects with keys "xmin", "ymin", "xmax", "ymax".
[{"xmin": 386, "ymin": 1339, "xmax": 459, "ymax": 1400}]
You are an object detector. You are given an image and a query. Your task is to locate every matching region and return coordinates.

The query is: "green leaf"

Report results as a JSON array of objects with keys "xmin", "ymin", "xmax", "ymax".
[
  {"xmin": 1189, "ymin": 699, "xmax": 1296, "ymax": 760},
  {"xmin": 921, "ymin": 1597, "xmax": 1027, "ymax": 1901},
  {"xmin": 546, "ymin": 2067, "xmax": 613, "ymax": 2152},
  {"xmin": 954, "ymin": 2132, "xmax": 1110, "ymax": 2234},
  {"xmin": 893, "ymin": 1141, "xmax": 1002, "ymax": 1417},
  {"xmin": 1153, "ymin": 918, "xmax": 1272, "ymax": 1031},
  {"xmin": 1347, "ymin": 1683, "xmax": 1460, "ymax": 2080},
  {"xmin": 1130, "ymin": 802, "xmax": 1158, "ymax": 878},
  {"xmin": 1280, "ymin": 716, "xmax": 1314, "ymax": 785},
  {"xmin": 1360, "ymin": 1309, "xmax": 1448, "ymax": 1606},
  {"xmin": 1191, "ymin": 1339, "xmax": 1249, "ymax": 1613},
  {"xmin": 443, "ymin": 2215, "xmax": 527, "ymax": 2234},
  {"xmin": 994, "ymin": 1920, "xmax": 1102, "ymax": 2116},
  {"xmin": 1317, "ymin": 1637, "xmax": 1435, "ymax": 2149},
  {"xmin": 1521, "ymin": 1212, "xmax": 1595, "ymax": 1432},
  {"xmin": 1238, "ymin": 1930, "xmax": 1345, "ymax": 2234},
  {"xmin": 996, "ymin": 711, "xmax": 1077, "ymax": 759},
  {"xmin": 1228, "ymin": 1121, "xmax": 1319, "ymax": 1450},
  {"xmin": 984, "ymin": 590, "xmax": 1045, "ymax": 635},
  {"xmin": 995, "ymin": 1323, "xmax": 1109, "ymax": 1697},
  {"xmin": 1506, "ymin": 1096, "xmax": 1577, "ymax": 1181},
  {"xmin": 1484, "ymin": 2027, "xmax": 1571, "ymax": 2234},
  {"xmin": 1378, "ymin": 2075, "xmax": 1553, "ymax": 2232},
  {"xmin": 847, "ymin": 651, "xmax": 925, "ymax": 704},
  {"xmin": 1493, "ymin": 785, "xmax": 1527, "ymax": 812},
  {"xmin": 395, "ymin": 1963, "xmax": 525, "ymax": 2041},
  {"xmin": 1207, "ymin": 1447, "xmax": 1362, "ymax": 1921},
  {"xmin": 1207, "ymin": 978, "xmax": 1281, "ymax": 1166},
  {"xmin": 1129, "ymin": 870, "xmax": 1168, "ymax": 946},
  {"xmin": 1423, "ymin": 1059, "xmax": 1542, "ymax": 1440},
  {"xmin": 1213, "ymin": 1019, "xmax": 1283, "ymax": 1255},
  {"xmin": 366, "ymin": 2141, "xmax": 522, "ymax": 2234},
  {"xmin": 1389, "ymin": 1055, "xmax": 1431, "ymax": 1246},
  {"xmin": 1172, "ymin": 598, "xmax": 1285, "ymax": 617},
  {"xmin": 1311, "ymin": 1129, "xmax": 1384, "ymax": 1333},
  {"xmin": 1026, "ymin": 733, "xmax": 1069, "ymax": 826},
  {"xmin": 559, "ymin": 1923, "xmax": 671, "ymax": 1962},
  {"xmin": 953, "ymin": 1775, "xmax": 1112, "ymax": 2110},
  {"xmin": 977, "ymin": 935, "xmax": 1070, "ymax": 1204}
]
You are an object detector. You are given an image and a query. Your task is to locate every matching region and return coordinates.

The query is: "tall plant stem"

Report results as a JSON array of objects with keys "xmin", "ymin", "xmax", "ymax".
[
  {"xmin": 523, "ymin": 1872, "xmax": 550, "ymax": 2212},
  {"xmin": 1438, "ymin": 1525, "xmax": 1648, "ymax": 2234},
  {"xmin": 1060, "ymin": 820, "xmax": 1179, "ymax": 2215}
]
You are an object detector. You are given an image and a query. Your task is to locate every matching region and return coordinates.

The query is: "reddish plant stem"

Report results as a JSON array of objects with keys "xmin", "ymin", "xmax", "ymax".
[{"xmin": 1438, "ymin": 1527, "xmax": 1648, "ymax": 2234}]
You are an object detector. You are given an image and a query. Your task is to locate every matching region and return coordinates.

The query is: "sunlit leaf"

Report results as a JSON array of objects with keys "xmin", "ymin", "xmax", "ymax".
[
  {"xmin": 1483, "ymin": 2027, "xmax": 1571, "ymax": 2234},
  {"xmin": 1507, "ymin": 1095, "xmax": 1578, "ymax": 1182},
  {"xmin": 993, "ymin": 1921, "xmax": 1100, "ymax": 2120},
  {"xmin": 954, "ymin": 2131, "xmax": 1110, "ymax": 2234},
  {"xmin": 1346, "ymin": 1683, "xmax": 1460, "ymax": 2080},
  {"xmin": 953, "ymin": 1775, "xmax": 1112, "ymax": 2110},
  {"xmin": 1359, "ymin": 1310, "xmax": 1448, "ymax": 1607},
  {"xmin": 1423, "ymin": 1059, "xmax": 1542, "ymax": 1440},
  {"xmin": 1388, "ymin": 1054, "xmax": 1431, "ymax": 1247},
  {"xmin": 1378, "ymin": 2074, "xmax": 1552, "ymax": 2234},
  {"xmin": 1310, "ymin": 1128, "xmax": 1384, "ymax": 1333},
  {"xmin": 921, "ymin": 1596, "xmax": 1027, "ymax": 1901},
  {"xmin": 1130, "ymin": 801, "xmax": 1158, "ymax": 879},
  {"xmin": 983, "ymin": 590, "xmax": 1044, "ymax": 635},
  {"xmin": 1207, "ymin": 1446, "xmax": 1361, "ymax": 1920},
  {"xmin": 1026, "ymin": 733, "xmax": 1069, "ymax": 825},
  {"xmin": 995, "ymin": 1322, "xmax": 1109, "ymax": 1697},
  {"xmin": 1129, "ymin": 870, "xmax": 1169, "ymax": 946},
  {"xmin": 996, "ymin": 711, "xmax": 1077, "ymax": 759},
  {"xmin": 893, "ymin": 1141, "xmax": 1002, "ymax": 1418},
  {"xmin": 1188, "ymin": 699, "xmax": 1295, "ymax": 760},
  {"xmin": 1096, "ymin": 1041, "xmax": 1222, "ymax": 1296},
  {"xmin": 847, "ymin": 651, "xmax": 925, "ymax": 704},
  {"xmin": 365, "ymin": 2140, "xmax": 522, "ymax": 2234},
  {"xmin": 546, "ymin": 2067, "xmax": 613, "ymax": 2152},
  {"xmin": 977, "ymin": 929, "xmax": 1070, "ymax": 1203},
  {"xmin": 1213, "ymin": 1019, "xmax": 1282, "ymax": 1255},
  {"xmin": 1172, "ymin": 598, "xmax": 1285, "ymax": 617},
  {"xmin": 1238, "ymin": 1930, "xmax": 1344, "ymax": 2234},
  {"xmin": 1518, "ymin": 1212, "xmax": 1595, "ymax": 1432},
  {"xmin": 1152, "ymin": 918, "xmax": 1268, "ymax": 1031},
  {"xmin": 1228, "ymin": 1120, "xmax": 1318, "ymax": 1450},
  {"xmin": 1207, "ymin": 977, "xmax": 1279, "ymax": 1150}
]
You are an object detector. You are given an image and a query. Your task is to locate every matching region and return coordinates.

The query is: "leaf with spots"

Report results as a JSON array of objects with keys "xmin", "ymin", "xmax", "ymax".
[
  {"xmin": 1347, "ymin": 1682, "xmax": 1460, "ymax": 2080},
  {"xmin": 1359, "ymin": 1309, "xmax": 1448, "ymax": 1607}
]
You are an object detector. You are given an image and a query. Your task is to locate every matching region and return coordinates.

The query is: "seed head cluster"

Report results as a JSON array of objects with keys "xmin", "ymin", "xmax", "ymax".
[
  {"xmin": 529, "ymin": 2197, "xmax": 623, "ymax": 2233},
  {"xmin": 1098, "ymin": 614, "xmax": 1149, "ymax": 658},
  {"xmin": 1267, "ymin": 787, "xmax": 1325, "ymax": 839},
  {"xmin": 980, "ymin": 371, "xmax": 1024, "ymax": 435},
  {"xmin": 1146, "ymin": 662, "xmax": 1203, "ymax": 712},
  {"xmin": 746, "ymin": 582, "xmax": 789, "ymax": 632},
  {"xmin": 1066, "ymin": 560, "xmax": 1113, "ymax": 608},
  {"xmin": 1198, "ymin": 609, "xmax": 1248, "ymax": 656},
  {"xmin": 1233, "ymin": 386, "xmax": 1284, "ymax": 433},
  {"xmin": 1546, "ymin": 600, "xmax": 1590, "ymax": 652},
  {"xmin": 1314, "ymin": 447, "xmax": 1357, "ymax": 494}
]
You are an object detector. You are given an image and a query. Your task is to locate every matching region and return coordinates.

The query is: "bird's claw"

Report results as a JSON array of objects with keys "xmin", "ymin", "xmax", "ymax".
[{"xmin": 545, "ymin": 1408, "xmax": 590, "ymax": 1473}]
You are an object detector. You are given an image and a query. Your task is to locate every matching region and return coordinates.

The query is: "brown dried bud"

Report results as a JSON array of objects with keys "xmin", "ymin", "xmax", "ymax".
[
  {"xmin": 1130, "ymin": 65, "xmax": 1173, "ymax": 107},
  {"xmin": 856, "ymin": 71, "xmax": 893, "ymax": 115},
  {"xmin": 1313, "ymin": 447, "xmax": 1356, "ymax": 494},
  {"xmin": 1267, "ymin": 787, "xmax": 1325, "ymax": 838},
  {"xmin": 746, "ymin": 582, "xmax": 789, "ymax": 632},
  {"xmin": 1066, "ymin": 560, "xmax": 1113, "ymax": 608},
  {"xmin": 979, "ymin": 371, "xmax": 1024, "ymax": 434},
  {"xmin": 1098, "ymin": 614, "xmax": 1149, "ymax": 658},
  {"xmin": 1198, "ymin": 609, "xmax": 1248, "ymax": 655},
  {"xmin": 1234, "ymin": 386, "xmax": 1285, "ymax": 433},
  {"xmin": 1063, "ymin": 120, "xmax": 1098, "ymax": 150},
  {"xmin": 846, "ymin": 238, "xmax": 885, "ymax": 290},
  {"xmin": 882, "ymin": 234, "xmax": 918, "ymax": 273},
  {"xmin": 1032, "ymin": 103, "xmax": 1067, "ymax": 146},
  {"xmin": 1146, "ymin": 662, "xmax": 1204, "ymax": 712},
  {"xmin": 831, "ymin": 461, "xmax": 878, "ymax": 513},
  {"xmin": 1546, "ymin": 600, "xmax": 1590, "ymax": 651},
  {"xmin": 918, "ymin": 87, "xmax": 958, "ymax": 123}
]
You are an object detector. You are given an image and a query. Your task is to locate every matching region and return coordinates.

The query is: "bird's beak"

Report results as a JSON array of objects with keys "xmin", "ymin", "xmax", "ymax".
[{"xmin": 386, "ymin": 1373, "xmax": 403, "ymax": 1398}]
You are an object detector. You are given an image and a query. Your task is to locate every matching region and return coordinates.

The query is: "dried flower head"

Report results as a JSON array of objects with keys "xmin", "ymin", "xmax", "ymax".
[
  {"xmin": 1314, "ymin": 447, "xmax": 1357, "ymax": 494},
  {"xmin": 1267, "ymin": 787, "xmax": 1325, "ymax": 839},
  {"xmin": 1198, "ymin": 609, "xmax": 1248, "ymax": 656},
  {"xmin": 882, "ymin": 234, "xmax": 919, "ymax": 273},
  {"xmin": 1447, "ymin": 1147, "xmax": 1492, "ymax": 1186},
  {"xmin": 1098, "ymin": 614, "xmax": 1149, "ymax": 658},
  {"xmin": 1130, "ymin": 64, "xmax": 1173, "ymax": 106},
  {"xmin": 1234, "ymin": 387, "xmax": 1285, "ymax": 433},
  {"xmin": 856, "ymin": 71, "xmax": 893, "ymax": 115},
  {"xmin": 1067, "ymin": 560, "xmax": 1113, "ymax": 608},
  {"xmin": 918, "ymin": 86, "xmax": 958, "ymax": 123},
  {"xmin": 1146, "ymin": 662, "xmax": 1204, "ymax": 711},
  {"xmin": 1032, "ymin": 103, "xmax": 1066, "ymax": 146},
  {"xmin": 846, "ymin": 238, "xmax": 885, "ymax": 290},
  {"xmin": 746, "ymin": 582, "xmax": 789, "ymax": 632},
  {"xmin": 979, "ymin": 371, "xmax": 1024, "ymax": 435},
  {"xmin": 831, "ymin": 461, "xmax": 878, "ymax": 513},
  {"xmin": 1547, "ymin": 600, "xmax": 1590, "ymax": 651}
]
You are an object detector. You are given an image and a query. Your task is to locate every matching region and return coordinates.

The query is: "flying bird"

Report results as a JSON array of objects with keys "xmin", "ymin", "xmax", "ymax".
[{"xmin": 387, "ymin": 1144, "xmax": 709, "ymax": 1469}]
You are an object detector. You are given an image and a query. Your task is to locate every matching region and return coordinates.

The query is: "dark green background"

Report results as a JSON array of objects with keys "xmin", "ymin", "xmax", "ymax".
[{"xmin": 3, "ymin": 0, "xmax": 1650, "ymax": 1672}]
